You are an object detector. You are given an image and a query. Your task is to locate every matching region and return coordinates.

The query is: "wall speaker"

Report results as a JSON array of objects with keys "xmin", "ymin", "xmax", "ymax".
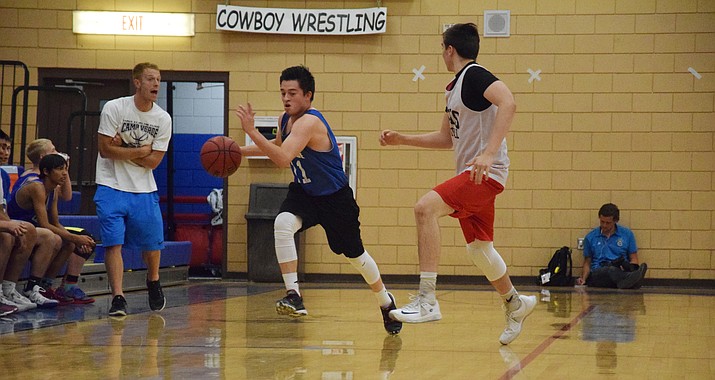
[{"xmin": 484, "ymin": 10, "xmax": 510, "ymax": 37}]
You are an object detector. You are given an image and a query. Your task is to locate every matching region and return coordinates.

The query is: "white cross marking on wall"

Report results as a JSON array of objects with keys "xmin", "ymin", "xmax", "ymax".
[
  {"xmin": 527, "ymin": 68, "xmax": 541, "ymax": 83},
  {"xmin": 688, "ymin": 67, "xmax": 702, "ymax": 79},
  {"xmin": 412, "ymin": 65, "xmax": 426, "ymax": 81}
]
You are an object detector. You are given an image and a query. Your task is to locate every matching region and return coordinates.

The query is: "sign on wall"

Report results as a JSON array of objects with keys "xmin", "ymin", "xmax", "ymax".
[
  {"xmin": 337, "ymin": 136, "xmax": 358, "ymax": 195},
  {"xmin": 245, "ymin": 116, "xmax": 279, "ymax": 160},
  {"xmin": 216, "ymin": 5, "xmax": 387, "ymax": 35},
  {"xmin": 73, "ymin": 11, "xmax": 195, "ymax": 36}
]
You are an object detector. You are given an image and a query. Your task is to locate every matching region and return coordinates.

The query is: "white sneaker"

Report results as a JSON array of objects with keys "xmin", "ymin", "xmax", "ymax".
[
  {"xmin": 499, "ymin": 295, "xmax": 536, "ymax": 345},
  {"xmin": 388, "ymin": 294, "xmax": 441, "ymax": 323},
  {"xmin": 23, "ymin": 285, "xmax": 59, "ymax": 309},
  {"xmin": 5, "ymin": 287, "xmax": 37, "ymax": 312}
]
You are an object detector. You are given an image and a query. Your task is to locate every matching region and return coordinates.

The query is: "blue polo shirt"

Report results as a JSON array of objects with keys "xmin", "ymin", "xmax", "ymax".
[{"xmin": 583, "ymin": 224, "xmax": 638, "ymax": 270}]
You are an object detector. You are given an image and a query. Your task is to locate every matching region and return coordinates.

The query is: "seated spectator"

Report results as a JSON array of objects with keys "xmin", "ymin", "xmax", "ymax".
[
  {"xmin": 576, "ymin": 203, "xmax": 647, "ymax": 289},
  {"xmin": 7, "ymin": 154, "xmax": 94, "ymax": 307},
  {"xmin": 1, "ymin": 129, "xmax": 52, "ymax": 311},
  {"xmin": 0, "ymin": 164, "xmax": 38, "ymax": 315},
  {"xmin": 1, "ymin": 129, "xmax": 13, "ymax": 203},
  {"xmin": 21, "ymin": 139, "xmax": 95, "ymax": 303}
]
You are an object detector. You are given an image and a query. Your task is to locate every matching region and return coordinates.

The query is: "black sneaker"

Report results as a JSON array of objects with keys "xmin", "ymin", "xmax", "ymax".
[
  {"xmin": 147, "ymin": 280, "xmax": 166, "ymax": 311},
  {"xmin": 108, "ymin": 295, "xmax": 128, "ymax": 317},
  {"xmin": 617, "ymin": 263, "xmax": 647, "ymax": 289},
  {"xmin": 380, "ymin": 292, "xmax": 403, "ymax": 335},
  {"xmin": 276, "ymin": 290, "xmax": 308, "ymax": 317}
]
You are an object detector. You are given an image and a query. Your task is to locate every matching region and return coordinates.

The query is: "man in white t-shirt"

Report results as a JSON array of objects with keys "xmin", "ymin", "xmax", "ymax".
[
  {"xmin": 95, "ymin": 62, "xmax": 172, "ymax": 317},
  {"xmin": 380, "ymin": 23, "xmax": 535, "ymax": 345}
]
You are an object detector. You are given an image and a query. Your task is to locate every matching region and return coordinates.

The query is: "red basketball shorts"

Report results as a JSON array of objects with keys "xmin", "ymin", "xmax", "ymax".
[{"xmin": 433, "ymin": 171, "xmax": 505, "ymax": 243}]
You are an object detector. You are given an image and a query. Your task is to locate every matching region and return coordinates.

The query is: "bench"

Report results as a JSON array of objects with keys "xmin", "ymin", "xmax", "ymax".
[{"xmin": 19, "ymin": 215, "xmax": 192, "ymax": 278}]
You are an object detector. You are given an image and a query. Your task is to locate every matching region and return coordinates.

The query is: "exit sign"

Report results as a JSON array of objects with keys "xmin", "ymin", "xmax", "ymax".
[{"xmin": 73, "ymin": 11, "xmax": 195, "ymax": 36}]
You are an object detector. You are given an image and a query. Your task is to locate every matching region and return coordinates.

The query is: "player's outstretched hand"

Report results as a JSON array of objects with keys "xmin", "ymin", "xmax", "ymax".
[
  {"xmin": 235, "ymin": 103, "xmax": 256, "ymax": 134},
  {"xmin": 380, "ymin": 130, "xmax": 401, "ymax": 146}
]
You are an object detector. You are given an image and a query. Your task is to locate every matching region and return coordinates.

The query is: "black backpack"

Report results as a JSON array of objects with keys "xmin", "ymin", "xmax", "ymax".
[{"xmin": 538, "ymin": 246, "xmax": 574, "ymax": 286}]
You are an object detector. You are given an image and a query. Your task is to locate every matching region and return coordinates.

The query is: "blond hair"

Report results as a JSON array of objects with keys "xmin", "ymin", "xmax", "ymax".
[
  {"xmin": 132, "ymin": 62, "xmax": 160, "ymax": 80},
  {"xmin": 26, "ymin": 138, "xmax": 53, "ymax": 165}
]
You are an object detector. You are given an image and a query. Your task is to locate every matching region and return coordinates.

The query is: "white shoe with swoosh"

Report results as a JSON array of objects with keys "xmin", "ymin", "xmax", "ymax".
[{"xmin": 388, "ymin": 294, "xmax": 441, "ymax": 323}]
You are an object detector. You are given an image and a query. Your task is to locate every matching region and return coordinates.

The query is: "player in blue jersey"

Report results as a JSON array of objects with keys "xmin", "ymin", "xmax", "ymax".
[{"xmin": 235, "ymin": 65, "xmax": 401, "ymax": 335}]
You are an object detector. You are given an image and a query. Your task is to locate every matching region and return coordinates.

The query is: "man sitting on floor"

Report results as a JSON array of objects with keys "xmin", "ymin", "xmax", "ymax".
[{"xmin": 577, "ymin": 203, "xmax": 647, "ymax": 289}]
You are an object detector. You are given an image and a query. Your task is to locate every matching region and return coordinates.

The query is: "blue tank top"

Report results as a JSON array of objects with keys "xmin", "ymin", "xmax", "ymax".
[
  {"xmin": 6, "ymin": 172, "xmax": 50, "ymax": 225},
  {"xmin": 281, "ymin": 109, "xmax": 348, "ymax": 196},
  {"xmin": 1, "ymin": 169, "xmax": 9, "ymax": 204}
]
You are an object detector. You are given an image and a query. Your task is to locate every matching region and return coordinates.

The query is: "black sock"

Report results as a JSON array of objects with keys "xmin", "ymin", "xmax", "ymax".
[
  {"xmin": 40, "ymin": 277, "xmax": 53, "ymax": 289},
  {"xmin": 64, "ymin": 275, "xmax": 79, "ymax": 284},
  {"xmin": 25, "ymin": 276, "xmax": 41, "ymax": 292}
]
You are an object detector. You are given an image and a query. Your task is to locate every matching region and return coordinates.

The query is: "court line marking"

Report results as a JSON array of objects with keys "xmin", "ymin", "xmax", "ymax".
[{"xmin": 498, "ymin": 304, "xmax": 596, "ymax": 380}]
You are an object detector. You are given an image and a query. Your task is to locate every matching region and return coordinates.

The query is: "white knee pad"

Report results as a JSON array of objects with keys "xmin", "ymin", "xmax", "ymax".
[
  {"xmin": 347, "ymin": 252, "xmax": 381, "ymax": 285},
  {"xmin": 466, "ymin": 240, "xmax": 507, "ymax": 281},
  {"xmin": 274, "ymin": 212, "xmax": 302, "ymax": 264}
]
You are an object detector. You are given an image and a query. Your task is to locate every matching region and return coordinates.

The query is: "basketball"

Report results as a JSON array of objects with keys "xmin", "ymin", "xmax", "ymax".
[{"xmin": 200, "ymin": 136, "xmax": 242, "ymax": 178}]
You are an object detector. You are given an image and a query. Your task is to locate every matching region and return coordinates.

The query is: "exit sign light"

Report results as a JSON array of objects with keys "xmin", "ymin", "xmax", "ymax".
[{"xmin": 73, "ymin": 11, "xmax": 195, "ymax": 36}]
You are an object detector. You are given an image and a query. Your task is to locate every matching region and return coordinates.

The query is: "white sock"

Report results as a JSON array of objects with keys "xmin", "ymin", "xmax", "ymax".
[
  {"xmin": 374, "ymin": 286, "xmax": 392, "ymax": 308},
  {"xmin": 282, "ymin": 273, "xmax": 300, "ymax": 296},
  {"xmin": 501, "ymin": 286, "xmax": 521, "ymax": 311},
  {"xmin": 419, "ymin": 272, "xmax": 437, "ymax": 303},
  {"xmin": 2, "ymin": 280, "xmax": 16, "ymax": 296}
]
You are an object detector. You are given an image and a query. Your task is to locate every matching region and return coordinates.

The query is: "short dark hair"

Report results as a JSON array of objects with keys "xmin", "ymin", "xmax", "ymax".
[
  {"xmin": 598, "ymin": 203, "xmax": 620, "ymax": 222},
  {"xmin": 443, "ymin": 23, "xmax": 480, "ymax": 60},
  {"xmin": 280, "ymin": 65, "xmax": 315, "ymax": 101},
  {"xmin": 39, "ymin": 153, "xmax": 66, "ymax": 180},
  {"xmin": 0, "ymin": 129, "xmax": 10, "ymax": 142}
]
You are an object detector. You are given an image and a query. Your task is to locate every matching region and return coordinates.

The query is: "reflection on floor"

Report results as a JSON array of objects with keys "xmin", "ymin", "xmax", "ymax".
[{"xmin": 0, "ymin": 281, "xmax": 713, "ymax": 379}]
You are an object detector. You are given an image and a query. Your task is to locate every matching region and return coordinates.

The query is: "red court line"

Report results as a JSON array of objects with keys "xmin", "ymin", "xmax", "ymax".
[{"xmin": 498, "ymin": 304, "xmax": 596, "ymax": 380}]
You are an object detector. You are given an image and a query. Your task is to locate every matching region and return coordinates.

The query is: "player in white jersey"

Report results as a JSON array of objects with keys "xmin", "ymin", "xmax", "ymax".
[
  {"xmin": 95, "ymin": 62, "xmax": 172, "ymax": 317},
  {"xmin": 380, "ymin": 23, "xmax": 536, "ymax": 345}
]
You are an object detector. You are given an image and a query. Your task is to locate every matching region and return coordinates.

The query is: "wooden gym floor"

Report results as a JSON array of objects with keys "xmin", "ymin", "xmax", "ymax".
[{"xmin": 0, "ymin": 280, "xmax": 713, "ymax": 379}]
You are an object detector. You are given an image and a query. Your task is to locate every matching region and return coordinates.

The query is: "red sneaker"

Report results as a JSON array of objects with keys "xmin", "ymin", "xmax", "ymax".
[
  {"xmin": 56, "ymin": 286, "xmax": 95, "ymax": 304},
  {"xmin": 0, "ymin": 296, "xmax": 18, "ymax": 316},
  {"xmin": 41, "ymin": 287, "xmax": 73, "ymax": 305}
]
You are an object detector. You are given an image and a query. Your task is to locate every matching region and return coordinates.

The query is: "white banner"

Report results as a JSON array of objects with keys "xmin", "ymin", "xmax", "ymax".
[{"xmin": 216, "ymin": 5, "xmax": 387, "ymax": 35}]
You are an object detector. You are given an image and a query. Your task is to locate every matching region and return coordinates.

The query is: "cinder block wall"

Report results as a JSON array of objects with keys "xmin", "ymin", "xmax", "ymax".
[{"xmin": 1, "ymin": 0, "xmax": 712, "ymax": 281}]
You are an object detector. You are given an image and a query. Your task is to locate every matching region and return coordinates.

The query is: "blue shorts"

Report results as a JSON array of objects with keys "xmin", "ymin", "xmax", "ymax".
[{"xmin": 94, "ymin": 185, "xmax": 164, "ymax": 251}]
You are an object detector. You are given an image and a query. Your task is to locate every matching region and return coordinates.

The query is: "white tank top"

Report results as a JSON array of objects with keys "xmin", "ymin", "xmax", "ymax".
[{"xmin": 445, "ymin": 62, "xmax": 509, "ymax": 187}]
